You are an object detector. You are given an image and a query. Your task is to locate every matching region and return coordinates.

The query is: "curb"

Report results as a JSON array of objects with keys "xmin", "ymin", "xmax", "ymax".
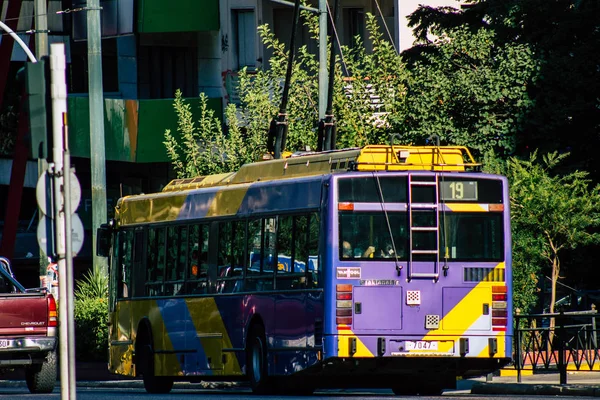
[
  {"xmin": 0, "ymin": 380, "xmax": 242, "ymax": 390},
  {"xmin": 472, "ymin": 382, "xmax": 600, "ymax": 397}
]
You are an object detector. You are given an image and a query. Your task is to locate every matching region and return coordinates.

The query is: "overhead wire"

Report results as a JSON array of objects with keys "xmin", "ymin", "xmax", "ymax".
[{"xmin": 373, "ymin": 0, "xmax": 398, "ymax": 53}]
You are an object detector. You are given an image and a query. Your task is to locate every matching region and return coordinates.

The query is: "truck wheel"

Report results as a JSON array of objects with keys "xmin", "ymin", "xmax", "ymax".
[
  {"xmin": 25, "ymin": 350, "xmax": 57, "ymax": 394},
  {"xmin": 137, "ymin": 329, "xmax": 174, "ymax": 394}
]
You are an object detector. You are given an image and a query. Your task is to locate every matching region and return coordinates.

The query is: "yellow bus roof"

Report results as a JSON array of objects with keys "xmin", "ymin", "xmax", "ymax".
[{"xmin": 162, "ymin": 145, "xmax": 480, "ymax": 193}]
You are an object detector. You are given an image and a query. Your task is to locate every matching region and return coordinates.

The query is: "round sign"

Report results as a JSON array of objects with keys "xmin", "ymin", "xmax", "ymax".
[
  {"xmin": 37, "ymin": 215, "xmax": 54, "ymax": 258},
  {"xmin": 37, "ymin": 214, "xmax": 84, "ymax": 257},
  {"xmin": 70, "ymin": 214, "xmax": 85, "ymax": 256},
  {"xmin": 35, "ymin": 171, "xmax": 53, "ymax": 217},
  {"xmin": 35, "ymin": 171, "xmax": 82, "ymax": 217}
]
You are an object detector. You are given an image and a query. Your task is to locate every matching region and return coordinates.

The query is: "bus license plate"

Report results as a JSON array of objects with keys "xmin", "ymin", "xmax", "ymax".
[
  {"xmin": 0, "ymin": 340, "xmax": 8, "ymax": 348},
  {"xmin": 406, "ymin": 341, "xmax": 438, "ymax": 351}
]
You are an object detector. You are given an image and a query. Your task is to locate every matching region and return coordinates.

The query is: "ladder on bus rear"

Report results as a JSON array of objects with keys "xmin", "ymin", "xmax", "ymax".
[{"xmin": 407, "ymin": 174, "xmax": 440, "ymax": 281}]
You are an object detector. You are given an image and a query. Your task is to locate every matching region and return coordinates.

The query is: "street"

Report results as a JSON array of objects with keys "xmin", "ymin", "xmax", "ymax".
[{"xmin": 0, "ymin": 384, "xmax": 596, "ymax": 400}]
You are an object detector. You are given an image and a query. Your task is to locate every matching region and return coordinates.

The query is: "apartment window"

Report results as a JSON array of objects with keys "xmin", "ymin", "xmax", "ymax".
[
  {"xmin": 232, "ymin": 9, "xmax": 256, "ymax": 70},
  {"xmin": 343, "ymin": 8, "xmax": 365, "ymax": 49},
  {"xmin": 68, "ymin": 38, "xmax": 119, "ymax": 93},
  {"xmin": 138, "ymin": 39, "xmax": 198, "ymax": 99}
]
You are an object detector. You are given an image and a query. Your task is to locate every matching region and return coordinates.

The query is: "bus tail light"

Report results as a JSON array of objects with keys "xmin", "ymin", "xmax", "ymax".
[
  {"xmin": 336, "ymin": 284, "xmax": 353, "ymax": 326},
  {"xmin": 491, "ymin": 286, "xmax": 508, "ymax": 331},
  {"xmin": 47, "ymin": 294, "xmax": 57, "ymax": 327}
]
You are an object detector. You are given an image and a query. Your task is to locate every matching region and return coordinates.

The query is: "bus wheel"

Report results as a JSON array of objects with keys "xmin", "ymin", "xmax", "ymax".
[
  {"xmin": 137, "ymin": 329, "xmax": 174, "ymax": 394},
  {"xmin": 247, "ymin": 324, "xmax": 272, "ymax": 394}
]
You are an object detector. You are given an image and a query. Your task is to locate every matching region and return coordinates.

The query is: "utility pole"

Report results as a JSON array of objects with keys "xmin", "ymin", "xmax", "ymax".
[
  {"xmin": 318, "ymin": 0, "xmax": 327, "ymax": 121},
  {"xmin": 34, "ymin": 0, "xmax": 49, "ymax": 285},
  {"xmin": 87, "ymin": 0, "xmax": 108, "ymax": 274}
]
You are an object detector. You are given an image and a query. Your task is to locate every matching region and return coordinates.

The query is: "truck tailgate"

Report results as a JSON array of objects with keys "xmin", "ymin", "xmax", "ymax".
[{"xmin": 0, "ymin": 293, "xmax": 48, "ymax": 335}]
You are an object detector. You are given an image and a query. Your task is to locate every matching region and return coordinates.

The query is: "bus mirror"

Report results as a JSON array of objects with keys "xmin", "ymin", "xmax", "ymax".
[{"xmin": 96, "ymin": 224, "xmax": 111, "ymax": 257}]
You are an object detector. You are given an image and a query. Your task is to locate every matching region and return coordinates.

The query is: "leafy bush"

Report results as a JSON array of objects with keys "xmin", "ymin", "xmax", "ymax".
[
  {"xmin": 74, "ymin": 268, "xmax": 109, "ymax": 361},
  {"xmin": 75, "ymin": 267, "xmax": 108, "ymax": 300}
]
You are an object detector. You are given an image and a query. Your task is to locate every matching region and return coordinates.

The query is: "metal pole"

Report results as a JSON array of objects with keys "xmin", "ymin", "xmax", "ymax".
[
  {"xmin": 63, "ymin": 116, "xmax": 77, "ymax": 397},
  {"xmin": 318, "ymin": 0, "xmax": 327, "ymax": 120},
  {"xmin": 515, "ymin": 312, "xmax": 522, "ymax": 383},
  {"xmin": 50, "ymin": 42, "xmax": 73, "ymax": 400},
  {"xmin": 34, "ymin": 0, "xmax": 49, "ymax": 289},
  {"xmin": 33, "ymin": 0, "xmax": 48, "ymax": 58},
  {"xmin": 557, "ymin": 313, "xmax": 567, "ymax": 384},
  {"xmin": 87, "ymin": 0, "xmax": 108, "ymax": 274}
]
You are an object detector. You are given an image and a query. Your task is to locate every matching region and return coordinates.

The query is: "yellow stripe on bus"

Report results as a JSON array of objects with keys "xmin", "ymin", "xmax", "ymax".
[
  {"xmin": 337, "ymin": 332, "xmax": 374, "ymax": 357},
  {"xmin": 130, "ymin": 300, "xmax": 182, "ymax": 376},
  {"xmin": 420, "ymin": 262, "xmax": 506, "ymax": 355},
  {"xmin": 186, "ymin": 298, "xmax": 242, "ymax": 375},
  {"xmin": 446, "ymin": 204, "xmax": 487, "ymax": 212},
  {"xmin": 119, "ymin": 194, "xmax": 188, "ymax": 225},
  {"xmin": 206, "ymin": 188, "xmax": 248, "ymax": 217}
]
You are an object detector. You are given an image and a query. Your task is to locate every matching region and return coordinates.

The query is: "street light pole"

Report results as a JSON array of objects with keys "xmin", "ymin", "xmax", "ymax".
[{"xmin": 87, "ymin": 0, "xmax": 108, "ymax": 275}]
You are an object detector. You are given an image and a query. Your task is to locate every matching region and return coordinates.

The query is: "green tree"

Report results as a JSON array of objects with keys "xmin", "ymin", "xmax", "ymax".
[
  {"xmin": 397, "ymin": 25, "xmax": 539, "ymax": 157},
  {"xmin": 163, "ymin": 91, "xmax": 262, "ymax": 177},
  {"xmin": 489, "ymin": 152, "xmax": 600, "ymax": 313},
  {"xmin": 407, "ymin": 0, "xmax": 600, "ymax": 175}
]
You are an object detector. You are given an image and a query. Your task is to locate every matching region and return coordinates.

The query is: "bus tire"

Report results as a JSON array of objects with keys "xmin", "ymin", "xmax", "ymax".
[
  {"xmin": 247, "ymin": 324, "xmax": 273, "ymax": 394},
  {"xmin": 137, "ymin": 326, "xmax": 174, "ymax": 394},
  {"xmin": 25, "ymin": 350, "xmax": 57, "ymax": 394}
]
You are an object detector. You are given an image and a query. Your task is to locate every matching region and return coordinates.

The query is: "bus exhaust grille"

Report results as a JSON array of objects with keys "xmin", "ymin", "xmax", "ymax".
[{"xmin": 464, "ymin": 268, "xmax": 505, "ymax": 282}]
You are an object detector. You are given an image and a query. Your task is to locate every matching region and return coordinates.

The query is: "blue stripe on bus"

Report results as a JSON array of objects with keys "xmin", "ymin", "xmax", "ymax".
[
  {"xmin": 238, "ymin": 178, "xmax": 322, "ymax": 214},
  {"xmin": 177, "ymin": 192, "xmax": 217, "ymax": 221},
  {"xmin": 157, "ymin": 299, "xmax": 213, "ymax": 375}
]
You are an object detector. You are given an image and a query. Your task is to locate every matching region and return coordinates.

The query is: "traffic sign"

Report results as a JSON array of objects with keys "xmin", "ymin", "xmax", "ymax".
[
  {"xmin": 36, "ymin": 215, "xmax": 54, "ymax": 258},
  {"xmin": 70, "ymin": 214, "xmax": 85, "ymax": 256},
  {"xmin": 36, "ymin": 170, "xmax": 82, "ymax": 217},
  {"xmin": 37, "ymin": 213, "xmax": 84, "ymax": 257}
]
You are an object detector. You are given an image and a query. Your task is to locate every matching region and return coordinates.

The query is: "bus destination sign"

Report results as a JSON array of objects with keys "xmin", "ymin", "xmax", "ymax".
[{"xmin": 440, "ymin": 181, "xmax": 478, "ymax": 201}]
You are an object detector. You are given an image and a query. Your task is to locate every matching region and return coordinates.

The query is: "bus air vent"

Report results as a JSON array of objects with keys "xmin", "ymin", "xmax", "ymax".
[
  {"xmin": 464, "ymin": 267, "xmax": 505, "ymax": 282},
  {"xmin": 406, "ymin": 290, "xmax": 421, "ymax": 305},
  {"xmin": 425, "ymin": 315, "xmax": 440, "ymax": 330}
]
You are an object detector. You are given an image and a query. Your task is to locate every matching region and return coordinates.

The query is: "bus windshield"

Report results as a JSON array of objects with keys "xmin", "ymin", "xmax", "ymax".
[{"xmin": 339, "ymin": 212, "xmax": 503, "ymax": 261}]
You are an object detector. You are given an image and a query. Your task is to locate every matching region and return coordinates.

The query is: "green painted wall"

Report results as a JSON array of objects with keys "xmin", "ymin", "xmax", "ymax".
[
  {"xmin": 67, "ymin": 96, "xmax": 223, "ymax": 163},
  {"xmin": 68, "ymin": 97, "xmax": 134, "ymax": 161},
  {"xmin": 137, "ymin": 0, "xmax": 219, "ymax": 33},
  {"xmin": 136, "ymin": 97, "xmax": 223, "ymax": 162}
]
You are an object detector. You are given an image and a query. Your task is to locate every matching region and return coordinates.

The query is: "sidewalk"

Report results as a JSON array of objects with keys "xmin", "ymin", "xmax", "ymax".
[{"xmin": 468, "ymin": 370, "xmax": 600, "ymax": 397}]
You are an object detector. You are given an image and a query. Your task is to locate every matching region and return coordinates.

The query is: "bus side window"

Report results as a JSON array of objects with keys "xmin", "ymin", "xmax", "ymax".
[
  {"xmin": 246, "ymin": 219, "xmax": 262, "ymax": 291},
  {"xmin": 260, "ymin": 218, "xmax": 275, "ymax": 291},
  {"xmin": 276, "ymin": 215, "xmax": 294, "ymax": 290},
  {"xmin": 146, "ymin": 227, "xmax": 166, "ymax": 296},
  {"xmin": 131, "ymin": 229, "xmax": 144, "ymax": 298},
  {"xmin": 307, "ymin": 213, "xmax": 320, "ymax": 288}
]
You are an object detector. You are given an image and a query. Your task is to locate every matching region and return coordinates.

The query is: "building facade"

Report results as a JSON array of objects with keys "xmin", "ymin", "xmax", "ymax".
[{"xmin": 0, "ymin": 0, "xmax": 461, "ymax": 283}]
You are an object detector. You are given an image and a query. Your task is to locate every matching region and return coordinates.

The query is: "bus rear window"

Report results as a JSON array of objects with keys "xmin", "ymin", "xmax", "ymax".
[
  {"xmin": 338, "ymin": 177, "xmax": 407, "ymax": 203},
  {"xmin": 339, "ymin": 212, "xmax": 504, "ymax": 261}
]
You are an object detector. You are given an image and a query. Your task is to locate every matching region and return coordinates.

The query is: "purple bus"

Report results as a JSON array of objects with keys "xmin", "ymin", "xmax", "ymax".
[{"xmin": 97, "ymin": 144, "xmax": 512, "ymax": 395}]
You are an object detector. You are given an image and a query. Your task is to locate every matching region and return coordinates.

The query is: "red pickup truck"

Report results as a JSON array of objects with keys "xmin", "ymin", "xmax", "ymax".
[{"xmin": 0, "ymin": 257, "xmax": 57, "ymax": 393}]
